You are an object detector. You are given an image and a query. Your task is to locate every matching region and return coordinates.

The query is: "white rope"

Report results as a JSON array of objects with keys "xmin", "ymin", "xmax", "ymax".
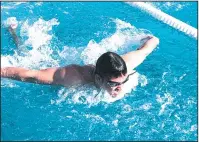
[{"xmin": 127, "ymin": 2, "xmax": 197, "ymax": 39}]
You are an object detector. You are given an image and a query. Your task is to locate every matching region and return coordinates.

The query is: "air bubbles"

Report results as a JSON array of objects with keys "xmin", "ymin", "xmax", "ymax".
[
  {"xmin": 156, "ymin": 93, "xmax": 174, "ymax": 115},
  {"xmin": 190, "ymin": 124, "xmax": 197, "ymax": 131},
  {"xmin": 112, "ymin": 119, "xmax": 118, "ymax": 127},
  {"xmin": 140, "ymin": 103, "xmax": 152, "ymax": 111},
  {"xmin": 138, "ymin": 74, "xmax": 148, "ymax": 87}
]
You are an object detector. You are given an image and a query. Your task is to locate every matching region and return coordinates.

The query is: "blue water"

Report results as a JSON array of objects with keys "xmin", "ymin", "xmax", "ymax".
[{"xmin": 1, "ymin": 2, "xmax": 197, "ymax": 141}]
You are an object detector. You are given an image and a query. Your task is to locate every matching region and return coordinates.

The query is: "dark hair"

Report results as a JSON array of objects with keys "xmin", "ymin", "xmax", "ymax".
[{"xmin": 95, "ymin": 52, "xmax": 127, "ymax": 79}]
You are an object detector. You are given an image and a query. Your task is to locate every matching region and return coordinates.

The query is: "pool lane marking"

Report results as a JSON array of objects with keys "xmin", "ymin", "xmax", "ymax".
[{"xmin": 127, "ymin": 2, "xmax": 197, "ymax": 39}]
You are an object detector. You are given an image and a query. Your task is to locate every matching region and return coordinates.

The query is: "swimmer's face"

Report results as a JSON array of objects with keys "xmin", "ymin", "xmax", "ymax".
[{"xmin": 102, "ymin": 74, "xmax": 129, "ymax": 97}]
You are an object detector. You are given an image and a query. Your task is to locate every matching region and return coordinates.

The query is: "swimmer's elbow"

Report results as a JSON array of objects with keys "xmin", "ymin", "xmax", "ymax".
[
  {"xmin": 153, "ymin": 36, "xmax": 160, "ymax": 46},
  {"xmin": 138, "ymin": 36, "xmax": 159, "ymax": 56}
]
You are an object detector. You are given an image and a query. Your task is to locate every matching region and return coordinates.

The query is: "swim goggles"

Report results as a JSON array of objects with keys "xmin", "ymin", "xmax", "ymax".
[{"xmin": 107, "ymin": 71, "xmax": 136, "ymax": 87}]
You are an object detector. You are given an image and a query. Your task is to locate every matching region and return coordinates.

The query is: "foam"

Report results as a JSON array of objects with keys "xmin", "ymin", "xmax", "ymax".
[
  {"xmin": 3, "ymin": 17, "xmax": 18, "ymax": 28},
  {"xmin": 20, "ymin": 18, "xmax": 59, "ymax": 49},
  {"xmin": 52, "ymin": 71, "xmax": 147, "ymax": 105},
  {"xmin": 2, "ymin": 18, "xmax": 60, "ymax": 69}
]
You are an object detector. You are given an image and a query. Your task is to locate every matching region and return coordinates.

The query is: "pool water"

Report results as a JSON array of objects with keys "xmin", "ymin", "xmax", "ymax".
[{"xmin": 1, "ymin": 2, "xmax": 197, "ymax": 141}]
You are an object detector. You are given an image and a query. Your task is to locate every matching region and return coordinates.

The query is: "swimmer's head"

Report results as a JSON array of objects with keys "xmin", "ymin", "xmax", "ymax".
[{"xmin": 94, "ymin": 52, "xmax": 128, "ymax": 97}]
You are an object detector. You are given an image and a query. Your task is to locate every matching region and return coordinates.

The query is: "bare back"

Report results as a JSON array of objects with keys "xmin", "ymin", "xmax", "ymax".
[{"xmin": 56, "ymin": 64, "xmax": 95, "ymax": 87}]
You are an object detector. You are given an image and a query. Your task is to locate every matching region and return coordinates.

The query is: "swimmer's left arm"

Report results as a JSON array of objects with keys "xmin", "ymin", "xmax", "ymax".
[{"xmin": 121, "ymin": 36, "xmax": 159, "ymax": 71}]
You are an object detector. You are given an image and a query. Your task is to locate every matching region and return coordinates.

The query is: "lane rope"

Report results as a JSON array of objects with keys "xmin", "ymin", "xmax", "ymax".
[{"xmin": 127, "ymin": 2, "xmax": 197, "ymax": 39}]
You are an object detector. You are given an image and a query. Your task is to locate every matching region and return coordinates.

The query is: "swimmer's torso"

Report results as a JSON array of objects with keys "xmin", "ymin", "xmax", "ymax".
[{"xmin": 57, "ymin": 64, "xmax": 95, "ymax": 87}]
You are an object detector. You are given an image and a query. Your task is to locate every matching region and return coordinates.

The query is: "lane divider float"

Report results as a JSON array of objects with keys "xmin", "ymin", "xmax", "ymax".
[{"xmin": 127, "ymin": 2, "xmax": 197, "ymax": 39}]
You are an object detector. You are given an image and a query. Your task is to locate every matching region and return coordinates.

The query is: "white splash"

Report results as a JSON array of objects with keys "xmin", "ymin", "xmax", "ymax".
[
  {"xmin": 20, "ymin": 18, "xmax": 59, "ymax": 49},
  {"xmin": 52, "ymin": 71, "xmax": 141, "ymax": 105},
  {"xmin": 1, "ymin": 18, "xmax": 60, "ymax": 70},
  {"xmin": 81, "ymin": 18, "xmax": 152, "ymax": 65},
  {"xmin": 3, "ymin": 17, "xmax": 18, "ymax": 28}
]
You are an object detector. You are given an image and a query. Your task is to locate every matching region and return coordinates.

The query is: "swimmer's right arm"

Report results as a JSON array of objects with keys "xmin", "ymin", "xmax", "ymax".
[
  {"xmin": 1, "ymin": 65, "xmax": 87, "ymax": 86},
  {"xmin": 1, "ymin": 67, "xmax": 62, "ymax": 85}
]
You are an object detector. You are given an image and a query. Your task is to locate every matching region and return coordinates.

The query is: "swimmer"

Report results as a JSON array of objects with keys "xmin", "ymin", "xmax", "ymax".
[{"xmin": 1, "ymin": 25, "xmax": 159, "ymax": 98}]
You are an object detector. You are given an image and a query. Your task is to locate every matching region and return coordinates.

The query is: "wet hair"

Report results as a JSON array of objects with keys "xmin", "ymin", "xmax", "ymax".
[{"xmin": 95, "ymin": 52, "xmax": 127, "ymax": 79}]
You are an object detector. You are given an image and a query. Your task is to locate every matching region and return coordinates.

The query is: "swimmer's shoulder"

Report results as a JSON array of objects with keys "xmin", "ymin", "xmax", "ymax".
[{"xmin": 80, "ymin": 64, "xmax": 95, "ymax": 83}]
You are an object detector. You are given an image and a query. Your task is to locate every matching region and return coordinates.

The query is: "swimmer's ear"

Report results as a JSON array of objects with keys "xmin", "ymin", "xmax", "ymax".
[{"xmin": 95, "ymin": 74, "xmax": 103, "ymax": 85}]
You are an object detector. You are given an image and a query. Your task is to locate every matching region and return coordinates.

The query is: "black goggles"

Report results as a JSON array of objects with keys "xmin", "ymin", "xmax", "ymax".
[{"xmin": 107, "ymin": 71, "xmax": 136, "ymax": 87}]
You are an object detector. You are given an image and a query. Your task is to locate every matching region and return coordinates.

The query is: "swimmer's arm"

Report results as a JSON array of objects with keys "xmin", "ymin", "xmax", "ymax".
[
  {"xmin": 121, "ymin": 36, "xmax": 159, "ymax": 70},
  {"xmin": 1, "ymin": 65, "xmax": 87, "ymax": 86},
  {"xmin": 1, "ymin": 67, "xmax": 62, "ymax": 85}
]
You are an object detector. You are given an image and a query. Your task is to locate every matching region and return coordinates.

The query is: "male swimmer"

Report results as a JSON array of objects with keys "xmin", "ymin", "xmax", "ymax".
[{"xmin": 1, "ymin": 24, "xmax": 159, "ymax": 98}]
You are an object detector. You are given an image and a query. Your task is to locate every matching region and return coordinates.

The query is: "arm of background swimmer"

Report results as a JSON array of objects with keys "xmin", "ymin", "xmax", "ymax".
[
  {"xmin": 8, "ymin": 26, "xmax": 20, "ymax": 47},
  {"xmin": 1, "ymin": 65, "xmax": 84, "ymax": 86},
  {"xmin": 121, "ymin": 36, "xmax": 159, "ymax": 71}
]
